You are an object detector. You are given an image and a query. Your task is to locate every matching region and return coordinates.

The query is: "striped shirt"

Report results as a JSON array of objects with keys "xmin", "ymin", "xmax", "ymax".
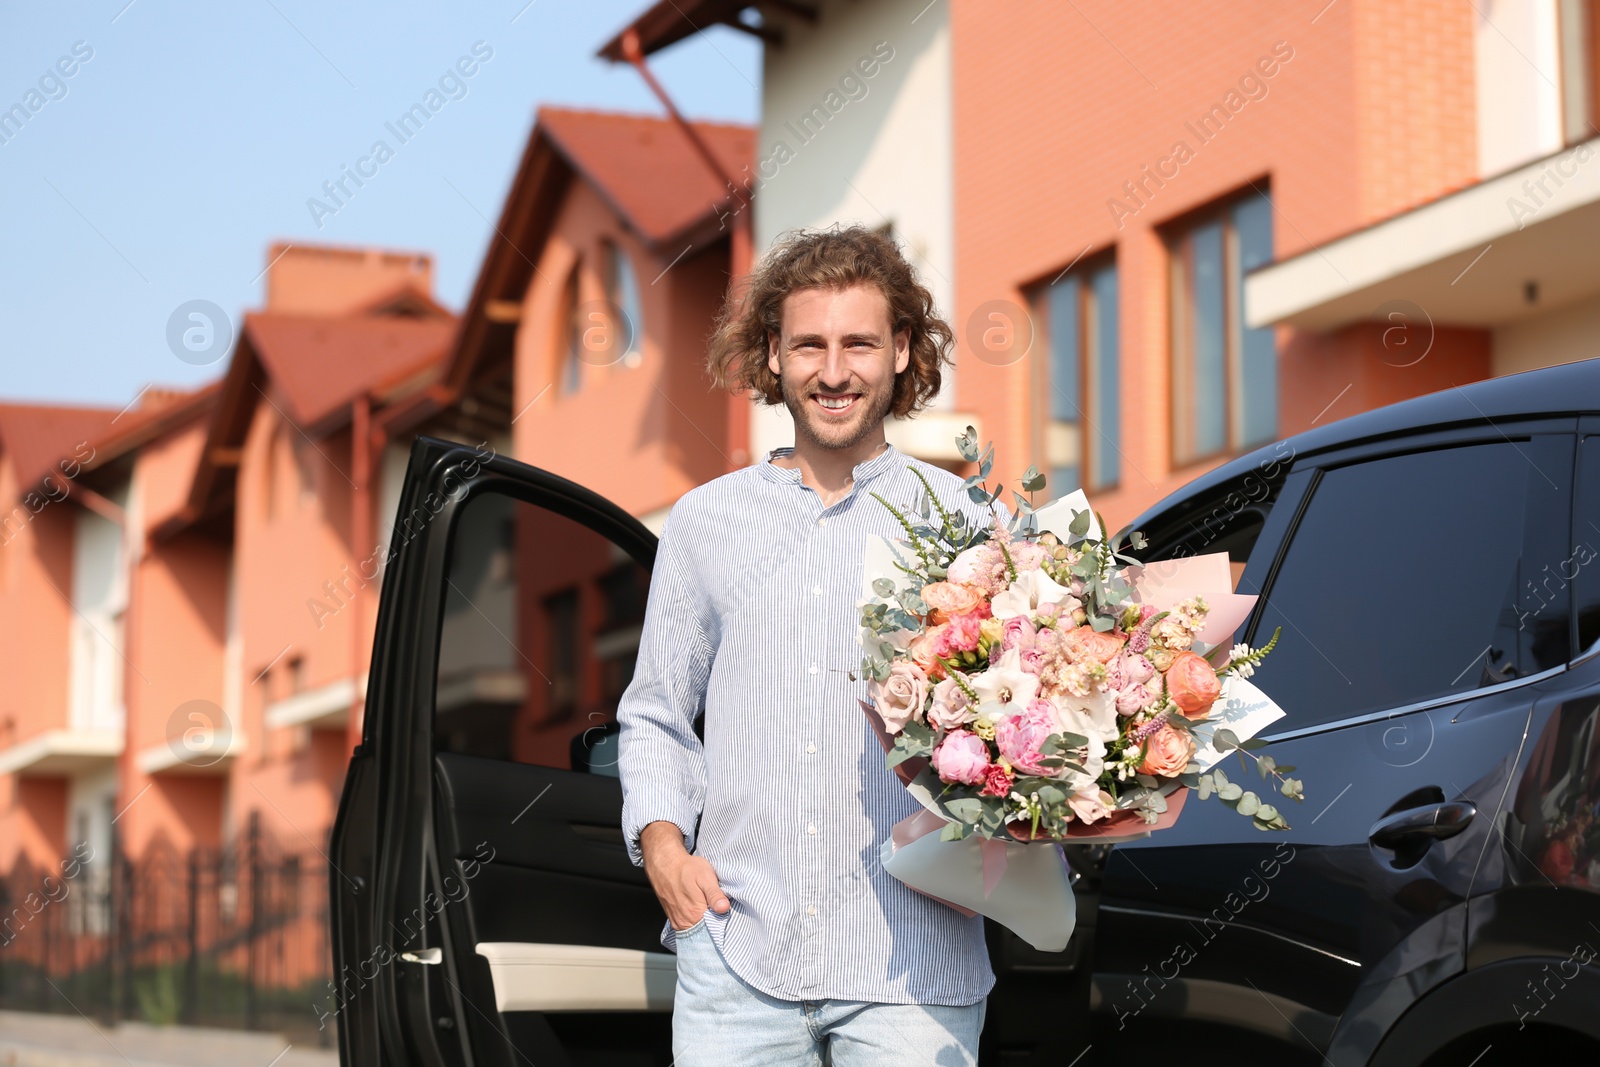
[{"xmin": 617, "ymin": 440, "xmax": 997, "ymax": 1007}]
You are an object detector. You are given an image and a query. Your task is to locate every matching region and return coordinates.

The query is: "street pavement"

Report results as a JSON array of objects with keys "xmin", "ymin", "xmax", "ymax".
[{"xmin": 0, "ymin": 1011, "xmax": 337, "ymax": 1067}]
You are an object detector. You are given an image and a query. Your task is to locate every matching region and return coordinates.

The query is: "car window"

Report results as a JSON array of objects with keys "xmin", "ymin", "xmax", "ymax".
[
  {"xmin": 1251, "ymin": 440, "xmax": 1565, "ymax": 729},
  {"xmin": 1133, "ymin": 443, "xmax": 1295, "ymax": 593},
  {"xmin": 1571, "ymin": 435, "xmax": 1600, "ymax": 657},
  {"xmin": 434, "ymin": 489, "xmax": 649, "ymax": 775}
]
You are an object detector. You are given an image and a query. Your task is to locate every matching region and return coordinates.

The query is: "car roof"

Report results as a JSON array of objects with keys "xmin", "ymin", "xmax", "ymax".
[{"xmin": 1131, "ymin": 356, "xmax": 1600, "ymax": 532}]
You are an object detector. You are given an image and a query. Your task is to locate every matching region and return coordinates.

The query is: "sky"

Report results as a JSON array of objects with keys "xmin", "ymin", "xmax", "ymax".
[{"xmin": 0, "ymin": 0, "xmax": 761, "ymax": 407}]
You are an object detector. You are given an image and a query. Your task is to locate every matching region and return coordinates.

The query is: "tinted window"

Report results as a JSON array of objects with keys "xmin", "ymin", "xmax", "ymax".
[
  {"xmin": 435, "ymin": 491, "xmax": 649, "ymax": 774},
  {"xmin": 1572, "ymin": 435, "xmax": 1600, "ymax": 656},
  {"xmin": 1252, "ymin": 441, "xmax": 1564, "ymax": 729}
]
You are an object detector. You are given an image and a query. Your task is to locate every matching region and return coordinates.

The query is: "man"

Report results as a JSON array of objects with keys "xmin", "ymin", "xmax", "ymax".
[{"xmin": 617, "ymin": 226, "xmax": 996, "ymax": 1065}]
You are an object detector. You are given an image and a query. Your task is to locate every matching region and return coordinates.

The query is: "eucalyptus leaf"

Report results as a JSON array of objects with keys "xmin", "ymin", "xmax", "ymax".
[
  {"xmin": 945, "ymin": 798, "xmax": 986, "ymax": 822},
  {"xmin": 1218, "ymin": 783, "xmax": 1243, "ymax": 802},
  {"xmin": 1235, "ymin": 791, "xmax": 1259, "ymax": 817},
  {"xmin": 872, "ymin": 578, "xmax": 895, "ymax": 598},
  {"xmin": 1256, "ymin": 803, "xmax": 1279, "ymax": 822}
]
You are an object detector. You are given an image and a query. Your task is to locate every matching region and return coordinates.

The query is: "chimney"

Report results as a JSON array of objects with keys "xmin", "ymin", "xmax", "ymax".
[{"xmin": 262, "ymin": 242, "xmax": 434, "ymax": 315}]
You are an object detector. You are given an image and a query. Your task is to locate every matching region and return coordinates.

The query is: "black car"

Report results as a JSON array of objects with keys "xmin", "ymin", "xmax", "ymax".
[{"xmin": 329, "ymin": 360, "xmax": 1600, "ymax": 1066}]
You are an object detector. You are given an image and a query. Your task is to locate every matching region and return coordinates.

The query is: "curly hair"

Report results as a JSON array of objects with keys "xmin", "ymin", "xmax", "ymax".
[{"xmin": 705, "ymin": 225, "xmax": 954, "ymax": 418}]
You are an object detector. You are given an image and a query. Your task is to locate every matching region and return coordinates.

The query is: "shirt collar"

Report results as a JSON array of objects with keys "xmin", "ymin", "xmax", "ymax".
[{"xmin": 757, "ymin": 441, "xmax": 905, "ymax": 489}]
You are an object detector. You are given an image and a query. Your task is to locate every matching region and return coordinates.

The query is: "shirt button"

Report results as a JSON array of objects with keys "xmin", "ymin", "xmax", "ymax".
[
  {"xmin": 806, "ymin": 742, "xmax": 817, "ymax": 754},
  {"xmin": 806, "ymin": 905, "xmax": 817, "ymax": 915},
  {"xmin": 808, "ymin": 663, "xmax": 818, "ymax": 675},
  {"xmin": 806, "ymin": 823, "xmax": 817, "ymax": 835},
  {"xmin": 812, "ymin": 585, "xmax": 822, "ymax": 596},
  {"xmin": 817, "ymin": 517, "xmax": 827, "ymax": 526}
]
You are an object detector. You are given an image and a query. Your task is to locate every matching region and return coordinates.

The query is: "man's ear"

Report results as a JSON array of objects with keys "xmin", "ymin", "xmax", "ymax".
[
  {"xmin": 767, "ymin": 331, "xmax": 782, "ymax": 378},
  {"xmin": 893, "ymin": 326, "xmax": 911, "ymax": 374}
]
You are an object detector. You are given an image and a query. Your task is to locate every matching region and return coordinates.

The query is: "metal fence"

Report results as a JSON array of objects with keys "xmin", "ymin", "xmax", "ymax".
[{"xmin": 0, "ymin": 812, "xmax": 335, "ymax": 1046}]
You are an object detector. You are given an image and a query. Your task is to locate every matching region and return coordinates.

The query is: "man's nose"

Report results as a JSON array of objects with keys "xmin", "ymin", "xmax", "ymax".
[{"xmin": 819, "ymin": 343, "xmax": 851, "ymax": 388}]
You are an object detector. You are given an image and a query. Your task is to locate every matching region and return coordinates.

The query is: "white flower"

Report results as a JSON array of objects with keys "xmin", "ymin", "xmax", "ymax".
[
  {"xmin": 971, "ymin": 647, "xmax": 1039, "ymax": 723},
  {"xmin": 991, "ymin": 567, "xmax": 1076, "ymax": 620},
  {"xmin": 1227, "ymin": 643, "xmax": 1255, "ymax": 678}
]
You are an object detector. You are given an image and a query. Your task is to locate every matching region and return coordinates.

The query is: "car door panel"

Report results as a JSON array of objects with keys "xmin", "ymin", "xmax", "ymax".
[
  {"xmin": 1093, "ymin": 426, "xmax": 1574, "ymax": 1063},
  {"xmin": 330, "ymin": 438, "xmax": 668, "ymax": 1067}
]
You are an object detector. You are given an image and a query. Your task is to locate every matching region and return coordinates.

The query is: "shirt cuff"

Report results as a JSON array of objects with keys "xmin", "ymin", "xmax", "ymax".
[{"xmin": 624, "ymin": 808, "xmax": 699, "ymax": 868}]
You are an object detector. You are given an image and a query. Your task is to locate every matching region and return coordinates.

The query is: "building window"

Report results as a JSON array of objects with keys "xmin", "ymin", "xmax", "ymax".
[
  {"xmin": 543, "ymin": 586, "xmax": 580, "ymax": 720},
  {"xmin": 558, "ymin": 265, "xmax": 583, "ymax": 395},
  {"xmin": 603, "ymin": 241, "xmax": 644, "ymax": 369},
  {"xmin": 1030, "ymin": 255, "xmax": 1120, "ymax": 493},
  {"xmin": 1168, "ymin": 187, "xmax": 1276, "ymax": 467}
]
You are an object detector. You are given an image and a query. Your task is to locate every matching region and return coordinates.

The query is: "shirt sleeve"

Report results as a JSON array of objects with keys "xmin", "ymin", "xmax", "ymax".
[{"xmin": 617, "ymin": 503, "xmax": 715, "ymax": 867}]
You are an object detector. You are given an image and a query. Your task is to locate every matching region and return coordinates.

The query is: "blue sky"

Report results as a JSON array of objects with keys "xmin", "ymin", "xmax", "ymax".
[{"xmin": 0, "ymin": 0, "xmax": 760, "ymax": 407}]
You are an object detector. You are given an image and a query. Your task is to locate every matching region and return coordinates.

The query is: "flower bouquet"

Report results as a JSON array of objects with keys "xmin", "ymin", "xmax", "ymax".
[{"xmin": 857, "ymin": 429, "xmax": 1305, "ymax": 950}]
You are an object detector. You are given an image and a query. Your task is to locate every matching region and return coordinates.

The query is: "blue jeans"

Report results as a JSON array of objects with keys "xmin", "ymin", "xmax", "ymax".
[{"xmin": 670, "ymin": 912, "xmax": 986, "ymax": 1066}]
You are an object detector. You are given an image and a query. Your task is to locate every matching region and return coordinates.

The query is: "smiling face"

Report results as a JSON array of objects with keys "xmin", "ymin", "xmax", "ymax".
[{"xmin": 767, "ymin": 284, "xmax": 911, "ymax": 453}]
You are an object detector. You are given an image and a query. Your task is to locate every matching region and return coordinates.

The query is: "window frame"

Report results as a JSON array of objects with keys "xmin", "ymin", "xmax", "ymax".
[
  {"xmin": 1166, "ymin": 186, "xmax": 1277, "ymax": 468},
  {"xmin": 1240, "ymin": 420, "xmax": 1577, "ymax": 743},
  {"xmin": 1027, "ymin": 250, "xmax": 1121, "ymax": 494}
]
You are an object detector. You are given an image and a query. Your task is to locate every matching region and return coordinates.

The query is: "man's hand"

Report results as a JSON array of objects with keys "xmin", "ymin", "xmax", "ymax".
[{"xmin": 640, "ymin": 821, "xmax": 730, "ymax": 931}]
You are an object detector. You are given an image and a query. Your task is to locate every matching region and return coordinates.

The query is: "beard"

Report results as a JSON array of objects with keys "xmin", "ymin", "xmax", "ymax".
[{"xmin": 778, "ymin": 371, "xmax": 896, "ymax": 453}]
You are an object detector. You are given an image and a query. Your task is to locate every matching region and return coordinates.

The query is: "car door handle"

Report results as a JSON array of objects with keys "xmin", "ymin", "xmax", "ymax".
[
  {"xmin": 1368, "ymin": 800, "xmax": 1477, "ymax": 850},
  {"xmin": 400, "ymin": 947, "xmax": 442, "ymax": 965}
]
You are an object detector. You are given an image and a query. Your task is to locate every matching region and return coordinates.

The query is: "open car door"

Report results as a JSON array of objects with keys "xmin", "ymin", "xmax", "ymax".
[{"xmin": 329, "ymin": 436, "xmax": 673, "ymax": 1067}]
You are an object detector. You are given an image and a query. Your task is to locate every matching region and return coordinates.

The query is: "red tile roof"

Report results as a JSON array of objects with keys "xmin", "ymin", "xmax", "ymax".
[
  {"xmin": 538, "ymin": 106, "xmax": 754, "ymax": 248},
  {"xmin": 241, "ymin": 311, "xmax": 457, "ymax": 428},
  {"xmin": 0, "ymin": 403, "xmax": 119, "ymax": 500}
]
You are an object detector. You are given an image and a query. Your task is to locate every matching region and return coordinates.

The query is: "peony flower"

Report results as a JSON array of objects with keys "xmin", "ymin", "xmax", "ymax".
[
  {"xmin": 932, "ymin": 729, "xmax": 991, "ymax": 785},
  {"xmin": 995, "ymin": 704, "xmax": 1058, "ymax": 777},
  {"xmin": 1001, "ymin": 614, "xmax": 1039, "ymax": 652},
  {"xmin": 1067, "ymin": 785, "xmax": 1117, "ymax": 823},
  {"xmin": 991, "ymin": 567, "xmax": 1076, "ymax": 621},
  {"xmin": 869, "ymin": 661, "xmax": 930, "ymax": 734},
  {"xmin": 971, "ymin": 647, "xmax": 1040, "ymax": 724},
  {"xmin": 1136, "ymin": 721, "xmax": 1195, "ymax": 777},
  {"xmin": 1115, "ymin": 683, "xmax": 1160, "ymax": 716},
  {"xmin": 1106, "ymin": 650, "xmax": 1156, "ymax": 690},
  {"xmin": 928, "ymin": 677, "xmax": 977, "ymax": 730},
  {"xmin": 921, "ymin": 581, "xmax": 984, "ymax": 617},
  {"xmin": 1166, "ymin": 651, "xmax": 1222, "ymax": 719},
  {"xmin": 979, "ymin": 761, "xmax": 1015, "ymax": 797},
  {"xmin": 948, "ymin": 543, "xmax": 1007, "ymax": 596}
]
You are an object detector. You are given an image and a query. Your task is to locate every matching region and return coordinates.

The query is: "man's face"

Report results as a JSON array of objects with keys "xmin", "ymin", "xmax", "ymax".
[{"xmin": 767, "ymin": 284, "xmax": 911, "ymax": 452}]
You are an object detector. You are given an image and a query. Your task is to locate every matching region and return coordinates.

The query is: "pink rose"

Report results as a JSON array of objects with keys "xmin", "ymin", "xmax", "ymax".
[
  {"xmin": 1067, "ymin": 785, "xmax": 1116, "ymax": 823},
  {"xmin": 908, "ymin": 626, "xmax": 948, "ymax": 679},
  {"xmin": 932, "ymin": 729, "xmax": 991, "ymax": 785},
  {"xmin": 1136, "ymin": 722, "xmax": 1195, "ymax": 778},
  {"xmin": 928, "ymin": 677, "xmax": 976, "ymax": 730},
  {"xmin": 979, "ymin": 761, "xmax": 1015, "ymax": 798},
  {"xmin": 1166, "ymin": 651, "xmax": 1222, "ymax": 719},
  {"xmin": 996, "ymin": 705, "xmax": 1057, "ymax": 777},
  {"xmin": 921, "ymin": 581, "xmax": 984, "ymax": 617},
  {"xmin": 869, "ymin": 661, "xmax": 930, "ymax": 734}
]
